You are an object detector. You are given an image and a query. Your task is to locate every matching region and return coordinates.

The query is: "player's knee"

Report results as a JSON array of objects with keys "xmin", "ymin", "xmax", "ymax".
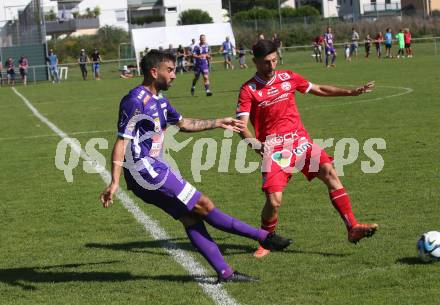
[
  {"xmin": 267, "ymin": 194, "xmax": 282, "ymax": 209},
  {"xmin": 192, "ymin": 194, "xmax": 215, "ymax": 216},
  {"xmin": 318, "ymin": 163, "xmax": 336, "ymax": 180}
]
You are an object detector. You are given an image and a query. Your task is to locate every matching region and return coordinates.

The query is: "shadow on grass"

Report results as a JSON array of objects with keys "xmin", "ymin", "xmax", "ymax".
[
  {"xmin": 86, "ymin": 239, "xmax": 348, "ymax": 258},
  {"xmin": 0, "ymin": 261, "xmax": 147, "ymax": 290},
  {"xmin": 285, "ymin": 249, "xmax": 350, "ymax": 258},
  {"xmin": 85, "ymin": 238, "xmax": 258, "ymax": 256},
  {"xmin": 395, "ymin": 257, "xmax": 426, "ymax": 265}
]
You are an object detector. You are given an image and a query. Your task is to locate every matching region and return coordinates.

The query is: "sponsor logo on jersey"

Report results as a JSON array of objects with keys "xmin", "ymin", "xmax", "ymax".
[
  {"xmin": 137, "ymin": 90, "xmax": 146, "ymax": 100},
  {"xmin": 281, "ymin": 81, "xmax": 291, "ymax": 91},
  {"xmin": 153, "ymin": 117, "xmax": 161, "ymax": 132},
  {"xmin": 278, "ymin": 72, "xmax": 290, "ymax": 81},
  {"xmin": 177, "ymin": 182, "xmax": 197, "ymax": 205},
  {"xmin": 258, "ymin": 92, "xmax": 290, "ymax": 107},
  {"xmin": 271, "ymin": 149, "xmax": 292, "ymax": 168},
  {"xmin": 257, "ymin": 90, "xmax": 263, "ymax": 97},
  {"xmin": 265, "ymin": 131, "xmax": 300, "ymax": 147},
  {"xmin": 267, "ymin": 86, "xmax": 279, "ymax": 96},
  {"xmin": 293, "ymin": 142, "xmax": 312, "ymax": 156}
]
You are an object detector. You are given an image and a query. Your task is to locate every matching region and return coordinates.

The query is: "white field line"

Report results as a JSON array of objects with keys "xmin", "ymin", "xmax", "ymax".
[
  {"xmin": 11, "ymin": 87, "xmax": 239, "ymax": 305},
  {"xmin": 0, "ymin": 129, "xmax": 114, "ymax": 141}
]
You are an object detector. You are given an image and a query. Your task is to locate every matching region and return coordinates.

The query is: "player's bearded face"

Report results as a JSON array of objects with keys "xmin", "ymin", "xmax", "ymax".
[
  {"xmin": 254, "ymin": 52, "xmax": 278, "ymax": 79},
  {"xmin": 156, "ymin": 61, "xmax": 176, "ymax": 91}
]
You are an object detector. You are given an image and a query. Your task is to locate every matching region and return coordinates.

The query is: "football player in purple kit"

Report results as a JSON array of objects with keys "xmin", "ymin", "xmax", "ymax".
[
  {"xmin": 99, "ymin": 50, "xmax": 292, "ymax": 283},
  {"xmin": 324, "ymin": 27, "xmax": 336, "ymax": 68},
  {"xmin": 190, "ymin": 34, "xmax": 213, "ymax": 97}
]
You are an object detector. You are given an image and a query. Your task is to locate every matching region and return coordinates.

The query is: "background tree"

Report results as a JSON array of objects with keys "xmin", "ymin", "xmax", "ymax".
[{"xmin": 179, "ymin": 9, "xmax": 213, "ymax": 25}]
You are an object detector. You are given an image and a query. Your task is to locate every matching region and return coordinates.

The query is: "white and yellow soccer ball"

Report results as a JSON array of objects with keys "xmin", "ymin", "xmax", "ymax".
[{"xmin": 417, "ymin": 231, "xmax": 440, "ymax": 263}]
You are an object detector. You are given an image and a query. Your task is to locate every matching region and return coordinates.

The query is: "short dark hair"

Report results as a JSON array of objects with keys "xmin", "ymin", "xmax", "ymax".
[
  {"xmin": 252, "ymin": 39, "xmax": 277, "ymax": 58},
  {"xmin": 140, "ymin": 49, "xmax": 176, "ymax": 75}
]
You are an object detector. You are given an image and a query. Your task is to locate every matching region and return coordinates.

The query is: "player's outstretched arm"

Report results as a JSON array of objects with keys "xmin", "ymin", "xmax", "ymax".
[
  {"xmin": 177, "ymin": 117, "xmax": 244, "ymax": 133},
  {"xmin": 99, "ymin": 137, "xmax": 128, "ymax": 208},
  {"xmin": 309, "ymin": 81, "xmax": 375, "ymax": 97}
]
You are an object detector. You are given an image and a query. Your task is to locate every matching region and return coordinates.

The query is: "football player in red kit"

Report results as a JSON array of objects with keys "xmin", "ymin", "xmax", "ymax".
[{"xmin": 236, "ymin": 39, "xmax": 378, "ymax": 258}]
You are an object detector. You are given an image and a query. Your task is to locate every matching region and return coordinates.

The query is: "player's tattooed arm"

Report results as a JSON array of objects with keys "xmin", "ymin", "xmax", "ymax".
[
  {"xmin": 178, "ymin": 117, "xmax": 244, "ymax": 132},
  {"xmin": 309, "ymin": 81, "xmax": 374, "ymax": 97}
]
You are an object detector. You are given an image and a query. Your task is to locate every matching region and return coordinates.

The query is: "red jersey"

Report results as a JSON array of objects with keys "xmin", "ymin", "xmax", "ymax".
[
  {"xmin": 314, "ymin": 35, "xmax": 324, "ymax": 45},
  {"xmin": 404, "ymin": 31, "xmax": 411, "ymax": 44},
  {"xmin": 236, "ymin": 70, "xmax": 312, "ymax": 145}
]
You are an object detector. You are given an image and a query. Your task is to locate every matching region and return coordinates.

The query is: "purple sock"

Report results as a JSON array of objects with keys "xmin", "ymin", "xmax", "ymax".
[
  {"xmin": 185, "ymin": 222, "xmax": 233, "ymax": 279},
  {"xmin": 205, "ymin": 208, "xmax": 268, "ymax": 241},
  {"xmin": 204, "ymin": 84, "xmax": 210, "ymax": 91}
]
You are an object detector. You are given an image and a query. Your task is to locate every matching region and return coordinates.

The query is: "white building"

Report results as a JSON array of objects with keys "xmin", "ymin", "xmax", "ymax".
[
  {"xmin": 75, "ymin": 0, "xmax": 128, "ymax": 31},
  {"xmin": 0, "ymin": 0, "xmax": 57, "ymax": 25},
  {"xmin": 163, "ymin": 0, "xmax": 223, "ymax": 26},
  {"xmin": 338, "ymin": 0, "xmax": 401, "ymax": 20},
  {"xmin": 128, "ymin": 0, "xmax": 224, "ymax": 28},
  {"xmin": 321, "ymin": 0, "xmax": 339, "ymax": 17}
]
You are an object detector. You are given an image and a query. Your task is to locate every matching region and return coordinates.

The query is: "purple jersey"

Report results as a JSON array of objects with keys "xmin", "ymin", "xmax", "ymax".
[
  {"xmin": 222, "ymin": 41, "xmax": 234, "ymax": 54},
  {"xmin": 118, "ymin": 85, "xmax": 182, "ymax": 161},
  {"xmin": 324, "ymin": 33, "xmax": 334, "ymax": 47},
  {"xmin": 118, "ymin": 85, "xmax": 201, "ymax": 219},
  {"xmin": 193, "ymin": 43, "xmax": 210, "ymax": 67}
]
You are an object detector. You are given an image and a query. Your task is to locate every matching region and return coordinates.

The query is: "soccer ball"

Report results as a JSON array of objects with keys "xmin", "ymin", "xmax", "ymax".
[{"xmin": 417, "ymin": 231, "xmax": 440, "ymax": 263}]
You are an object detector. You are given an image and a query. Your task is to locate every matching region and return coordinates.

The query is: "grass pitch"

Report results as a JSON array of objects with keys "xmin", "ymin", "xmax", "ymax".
[{"xmin": 1, "ymin": 45, "xmax": 439, "ymax": 305}]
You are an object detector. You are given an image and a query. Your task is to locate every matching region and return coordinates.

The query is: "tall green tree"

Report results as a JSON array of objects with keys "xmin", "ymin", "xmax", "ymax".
[{"xmin": 179, "ymin": 9, "xmax": 213, "ymax": 25}]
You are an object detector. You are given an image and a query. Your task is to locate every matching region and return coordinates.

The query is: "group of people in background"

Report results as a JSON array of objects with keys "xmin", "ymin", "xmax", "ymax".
[
  {"xmin": 314, "ymin": 26, "xmax": 413, "ymax": 67},
  {"xmin": 76, "ymin": 48, "xmax": 102, "ymax": 81},
  {"xmin": 0, "ymin": 55, "xmax": 29, "ymax": 86},
  {"xmin": 0, "ymin": 48, "xmax": 102, "ymax": 86}
]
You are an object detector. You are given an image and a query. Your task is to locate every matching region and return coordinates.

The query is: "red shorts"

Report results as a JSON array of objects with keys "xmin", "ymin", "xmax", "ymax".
[{"xmin": 261, "ymin": 136, "xmax": 333, "ymax": 193}]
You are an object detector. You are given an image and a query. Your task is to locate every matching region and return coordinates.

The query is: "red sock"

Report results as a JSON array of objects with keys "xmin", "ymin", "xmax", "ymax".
[
  {"xmin": 261, "ymin": 217, "xmax": 278, "ymax": 234},
  {"xmin": 329, "ymin": 188, "xmax": 358, "ymax": 230}
]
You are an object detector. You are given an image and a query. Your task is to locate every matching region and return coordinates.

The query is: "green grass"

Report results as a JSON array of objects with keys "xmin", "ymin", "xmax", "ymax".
[{"xmin": 1, "ymin": 47, "xmax": 439, "ymax": 305}]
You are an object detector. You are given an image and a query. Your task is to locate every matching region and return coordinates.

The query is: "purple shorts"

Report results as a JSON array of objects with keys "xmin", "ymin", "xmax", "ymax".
[
  {"xmin": 124, "ymin": 166, "xmax": 201, "ymax": 220},
  {"xmin": 325, "ymin": 46, "xmax": 335, "ymax": 54},
  {"xmin": 194, "ymin": 62, "xmax": 209, "ymax": 76}
]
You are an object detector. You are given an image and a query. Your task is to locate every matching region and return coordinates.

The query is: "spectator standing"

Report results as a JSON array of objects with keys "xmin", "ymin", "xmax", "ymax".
[
  {"xmin": 237, "ymin": 43, "xmax": 248, "ymax": 69},
  {"xmin": 364, "ymin": 35, "xmax": 372, "ymax": 58},
  {"xmin": 176, "ymin": 44, "xmax": 185, "ymax": 74},
  {"xmin": 375, "ymin": 32, "xmax": 384, "ymax": 58},
  {"xmin": 404, "ymin": 28, "xmax": 413, "ymax": 58},
  {"xmin": 384, "ymin": 28, "xmax": 393, "ymax": 58},
  {"xmin": 47, "ymin": 49, "xmax": 60, "ymax": 83},
  {"xmin": 18, "ymin": 55, "xmax": 29, "ymax": 85},
  {"xmin": 5, "ymin": 57, "xmax": 15, "ymax": 86},
  {"xmin": 344, "ymin": 42, "xmax": 350, "ymax": 60},
  {"xmin": 272, "ymin": 33, "xmax": 283, "ymax": 64},
  {"xmin": 187, "ymin": 38, "xmax": 196, "ymax": 70},
  {"xmin": 350, "ymin": 28, "xmax": 360, "ymax": 59},
  {"xmin": 78, "ymin": 49, "xmax": 89, "ymax": 80},
  {"xmin": 220, "ymin": 36, "xmax": 235, "ymax": 70},
  {"xmin": 91, "ymin": 49, "xmax": 102, "ymax": 80},
  {"xmin": 168, "ymin": 44, "xmax": 177, "ymax": 56},
  {"xmin": 395, "ymin": 29, "xmax": 405, "ymax": 58}
]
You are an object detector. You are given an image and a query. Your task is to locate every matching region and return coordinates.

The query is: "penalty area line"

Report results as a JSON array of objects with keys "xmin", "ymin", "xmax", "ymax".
[{"xmin": 11, "ymin": 87, "xmax": 240, "ymax": 305}]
